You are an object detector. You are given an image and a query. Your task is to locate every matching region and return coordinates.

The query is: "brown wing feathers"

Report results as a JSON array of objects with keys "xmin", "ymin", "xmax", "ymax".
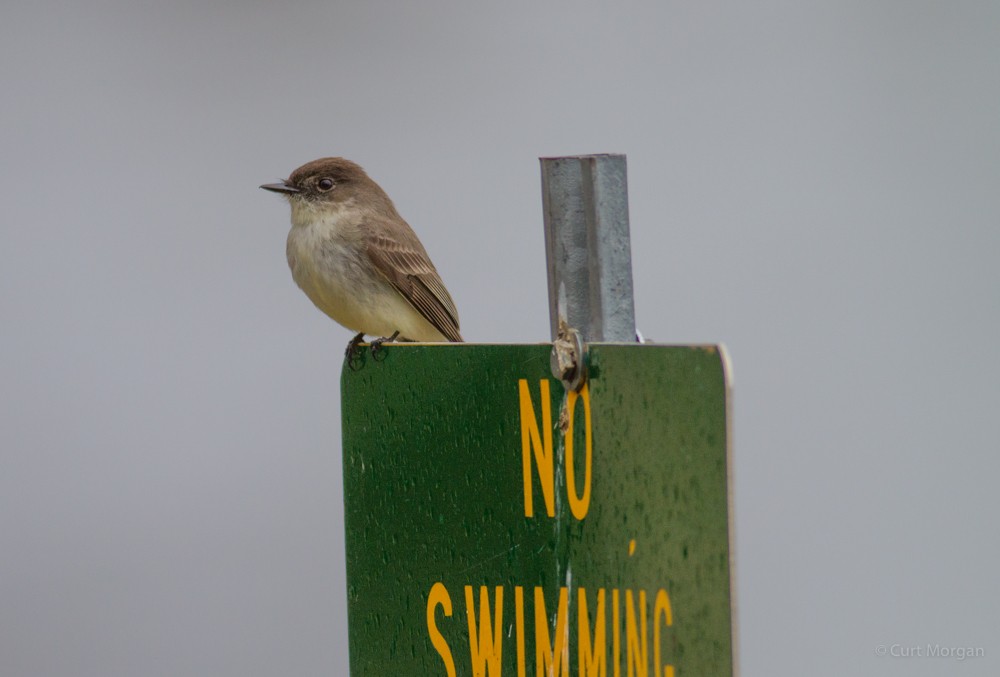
[{"xmin": 366, "ymin": 229, "xmax": 462, "ymax": 342}]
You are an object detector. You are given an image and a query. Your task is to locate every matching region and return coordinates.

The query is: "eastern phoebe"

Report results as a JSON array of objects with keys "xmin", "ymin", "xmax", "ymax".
[{"xmin": 260, "ymin": 158, "xmax": 462, "ymax": 353}]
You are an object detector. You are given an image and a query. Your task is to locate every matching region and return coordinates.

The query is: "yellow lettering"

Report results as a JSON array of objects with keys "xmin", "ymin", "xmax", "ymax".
[
  {"xmin": 466, "ymin": 586, "xmax": 503, "ymax": 677},
  {"xmin": 535, "ymin": 586, "xmax": 570, "ymax": 677},
  {"xmin": 427, "ymin": 582, "xmax": 456, "ymax": 677},
  {"xmin": 516, "ymin": 586, "xmax": 526, "ymax": 677},
  {"xmin": 612, "ymin": 589, "xmax": 621, "ymax": 677},
  {"xmin": 625, "ymin": 590, "xmax": 648, "ymax": 677},
  {"xmin": 519, "ymin": 379, "xmax": 555, "ymax": 517},
  {"xmin": 564, "ymin": 383, "xmax": 593, "ymax": 520},
  {"xmin": 578, "ymin": 587, "xmax": 606, "ymax": 677},
  {"xmin": 653, "ymin": 589, "xmax": 674, "ymax": 677}
]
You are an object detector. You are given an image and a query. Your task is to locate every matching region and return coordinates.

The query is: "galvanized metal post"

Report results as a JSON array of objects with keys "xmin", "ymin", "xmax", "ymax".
[{"xmin": 540, "ymin": 154, "xmax": 637, "ymax": 343}]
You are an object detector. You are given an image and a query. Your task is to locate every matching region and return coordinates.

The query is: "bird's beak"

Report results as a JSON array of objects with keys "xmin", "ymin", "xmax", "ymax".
[{"xmin": 259, "ymin": 181, "xmax": 300, "ymax": 194}]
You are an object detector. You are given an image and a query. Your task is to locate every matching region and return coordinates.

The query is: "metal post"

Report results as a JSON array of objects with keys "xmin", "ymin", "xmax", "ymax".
[{"xmin": 540, "ymin": 154, "xmax": 637, "ymax": 344}]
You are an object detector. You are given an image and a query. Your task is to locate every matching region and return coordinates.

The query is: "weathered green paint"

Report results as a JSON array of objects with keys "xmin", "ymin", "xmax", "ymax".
[{"xmin": 341, "ymin": 343, "xmax": 734, "ymax": 676}]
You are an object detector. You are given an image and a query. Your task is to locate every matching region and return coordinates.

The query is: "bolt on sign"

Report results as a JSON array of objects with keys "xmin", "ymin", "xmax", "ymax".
[{"xmin": 341, "ymin": 343, "xmax": 735, "ymax": 676}]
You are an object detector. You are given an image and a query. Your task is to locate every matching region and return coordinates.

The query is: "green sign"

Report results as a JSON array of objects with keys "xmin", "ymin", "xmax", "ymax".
[{"xmin": 341, "ymin": 344, "xmax": 734, "ymax": 676}]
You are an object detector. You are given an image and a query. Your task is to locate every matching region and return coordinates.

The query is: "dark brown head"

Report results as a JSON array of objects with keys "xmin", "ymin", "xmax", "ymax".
[{"xmin": 260, "ymin": 157, "xmax": 399, "ymax": 217}]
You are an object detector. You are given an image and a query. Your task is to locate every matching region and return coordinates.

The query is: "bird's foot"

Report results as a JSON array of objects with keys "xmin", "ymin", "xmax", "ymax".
[
  {"xmin": 370, "ymin": 331, "xmax": 400, "ymax": 361},
  {"xmin": 345, "ymin": 332, "xmax": 366, "ymax": 371}
]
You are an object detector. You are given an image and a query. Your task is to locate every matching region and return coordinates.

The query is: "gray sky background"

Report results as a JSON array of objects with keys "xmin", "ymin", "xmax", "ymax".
[{"xmin": 2, "ymin": 1, "xmax": 998, "ymax": 676}]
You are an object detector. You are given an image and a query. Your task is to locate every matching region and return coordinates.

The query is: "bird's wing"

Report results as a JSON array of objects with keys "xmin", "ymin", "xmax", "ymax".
[{"xmin": 365, "ymin": 224, "xmax": 462, "ymax": 342}]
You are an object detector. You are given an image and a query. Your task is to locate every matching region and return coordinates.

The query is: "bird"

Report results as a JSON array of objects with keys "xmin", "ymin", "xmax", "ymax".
[{"xmin": 260, "ymin": 158, "xmax": 462, "ymax": 359}]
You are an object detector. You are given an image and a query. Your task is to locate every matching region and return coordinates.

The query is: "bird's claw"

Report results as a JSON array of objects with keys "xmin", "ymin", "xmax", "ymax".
[
  {"xmin": 345, "ymin": 332, "xmax": 366, "ymax": 371},
  {"xmin": 370, "ymin": 330, "xmax": 400, "ymax": 362}
]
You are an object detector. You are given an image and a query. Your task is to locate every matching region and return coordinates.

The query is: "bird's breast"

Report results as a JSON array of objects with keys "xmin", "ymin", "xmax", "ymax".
[{"xmin": 285, "ymin": 215, "xmax": 395, "ymax": 333}]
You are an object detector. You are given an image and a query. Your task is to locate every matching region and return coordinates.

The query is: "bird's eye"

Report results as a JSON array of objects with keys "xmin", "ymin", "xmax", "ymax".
[{"xmin": 317, "ymin": 178, "xmax": 335, "ymax": 191}]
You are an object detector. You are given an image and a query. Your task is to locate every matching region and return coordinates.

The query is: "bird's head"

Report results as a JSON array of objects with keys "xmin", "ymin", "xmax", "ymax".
[{"xmin": 260, "ymin": 157, "xmax": 398, "ymax": 219}]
